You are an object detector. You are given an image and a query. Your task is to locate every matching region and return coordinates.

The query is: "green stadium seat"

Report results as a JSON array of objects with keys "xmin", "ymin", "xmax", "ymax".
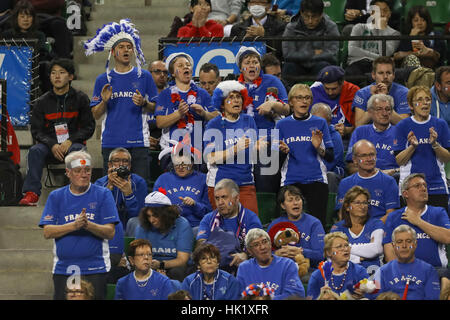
[
  {"xmin": 325, "ymin": 192, "xmax": 337, "ymax": 232},
  {"xmin": 445, "ymin": 162, "xmax": 450, "ymax": 180},
  {"xmin": 149, "ymin": 150, "xmax": 163, "ymax": 184},
  {"xmin": 106, "ymin": 284, "xmax": 116, "ymax": 300},
  {"xmin": 323, "ymin": 0, "xmax": 347, "ymax": 26},
  {"xmin": 256, "ymin": 192, "xmax": 277, "ymax": 226},
  {"xmin": 403, "ymin": 0, "xmax": 450, "ymax": 25},
  {"xmin": 124, "ymin": 236, "xmax": 135, "ymax": 256}
]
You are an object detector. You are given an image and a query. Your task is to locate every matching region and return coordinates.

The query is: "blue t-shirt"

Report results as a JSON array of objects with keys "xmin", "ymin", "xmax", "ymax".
[
  {"xmin": 243, "ymin": 73, "xmax": 288, "ymax": 135},
  {"xmin": 336, "ymin": 170, "xmax": 400, "ymax": 219},
  {"xmin": 153, "ymin": 171, "xmax": 211, "ymax": 227},
  {"xmin": 236, "ymin": 255, "xmax": 305, "ymax": 300},
  {"xmin": 196, "ymin": 207, "xmax": 262, "ymax": 241},
  {"xmin": 181, "ymin": 270, "xmax": 241, "ymax": 300},
  {"xmin": 431, "ymin": 85, "xmax": 450, "ymax": 127},
  {"xmin": 352, "ymin": 82, "xmax": 410, "ymax": 115},
  {"xmin": 307, "ymin": 261, "xmax": 369, "ymax": 299},
  {"xmin": 275, "ymin": 114, "xmax": 334, "ymax": 186},
  {"xmin": 39, "ymin": 184, "xmax": 120, "ymax": 275},
  {"xmin": 331, "ymin": 218, "xmax": 384, "ymax": 276},
  {"xmin": 90, "ymin": 68, "xmax": 158, "ymax": 148},
  {"xmin": 374, "ymin": 259, "xmax": 440, "ymax": 300},
  {"xmin": 383, "ymin": 205, "xmax": 450, "ymax": 268},
  {"xmin": 203, "ymin": 114, "xmax": 258, "ymax": 187},
  {"xmin": 155, "ymin": 82, "xmax": 214, "ymax": 150},
  {"xmin": 311, "ymin": 82, "xmax": 352, "ymax": 128},
  {"xmin": 393, "ymin": 115, "xmax": 450, "ymax": 195},
  {"xmin": 134, "ymin": 216, "xmax": 194, "ymax": 261},
  {"xmin": 267, "ymin": 214, "xmax": 325, "ymax": 267},
  {"xmin": 115, "ymin": 271, "xmax": 174, "ymax": 300},
  {"xmin": 326, "ymin": 125, "xmax": 345, "ymax": 176},
  {"xmin": 346, "ymin": 124, "xmax": 398, "ymax": 170}
]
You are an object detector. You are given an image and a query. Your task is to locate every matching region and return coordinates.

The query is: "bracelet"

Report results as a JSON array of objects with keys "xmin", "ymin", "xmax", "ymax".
[{"xmin": 432, "ymin": 142, "xmax": 441, "ymax": 150}]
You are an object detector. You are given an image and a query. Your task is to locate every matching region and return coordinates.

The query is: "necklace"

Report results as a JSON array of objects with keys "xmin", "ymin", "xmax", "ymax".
[
  {"xmin": 330, "ymin": 267, "xmax": 348, "ymax": 291},
  {"xmin": 134, "ymin": 272, "xmax": 150, "ymax": 288}
]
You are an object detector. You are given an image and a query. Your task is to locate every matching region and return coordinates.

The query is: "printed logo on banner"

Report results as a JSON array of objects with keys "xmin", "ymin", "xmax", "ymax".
[{"xmin": 163, "ymin": 42, "xmax": 267, "ymax": 77}]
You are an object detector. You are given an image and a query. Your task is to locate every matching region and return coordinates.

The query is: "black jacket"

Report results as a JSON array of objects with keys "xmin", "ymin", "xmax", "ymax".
[
  {"xmin": 30, "ymin": 86, "xmax": 95, "ymax": 148},
  {"xmin": 230, "ymin": 15, "xmax": 287, "ymax": 60}
]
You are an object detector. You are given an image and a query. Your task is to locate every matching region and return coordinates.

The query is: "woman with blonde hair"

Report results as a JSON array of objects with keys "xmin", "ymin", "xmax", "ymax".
[
  {"xmin": 307, "ymin": 232, "xmax": 369, "ymax": 299},
  {"xmin": 394, "ymin": 85, "xmax": 450, "ymax": 210}
]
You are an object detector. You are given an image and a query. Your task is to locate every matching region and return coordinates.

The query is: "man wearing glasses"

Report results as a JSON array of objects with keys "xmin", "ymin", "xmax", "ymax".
[
  {"xmin": 95, "ymin": 148, "xmax": 147, "ymax": 228},
  {"xmin": 148, "ymin": 60, "xmax": 168, "ymax": 150},
  {"xmin": 376, "ymin": 224, "xmax": 441, "ymax": 300},
  {"xmin": 383, "ymin": 173, "xmax": 450, "ymax": 281},
  {"xmin": 39, "ymin": 150, "xmax": 120, "ymax": 299},
  {"xmin": 95, "ymin": 148, "xmax": 148, "ymax": 282},
  {"xmin": 345, "ymin": 94, "xmax": 400, "ymax": 178},
  {"xmin": 336, "ymin": 139, "xmax": 399, "ymax": 223}
]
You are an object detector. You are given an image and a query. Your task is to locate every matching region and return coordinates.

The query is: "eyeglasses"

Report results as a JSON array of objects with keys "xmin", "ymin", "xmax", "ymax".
[
  {"xmin": 332, "ymin": 243, "xmax": 350, "ymax": 251},
  {"xmin": 250, "ymin": 238, "xmax": 270, "ymax": 249},
  {"xmin": 111, "ymin": 158, "xmax": 130, "ymax": 165},
  {"xmin": 292, "ymin": 95, "xmax": 312, "ymax": 101},
  {"xmin": 413, "ymin": 97, "xmax": 432, "ymax": 106},
  {"xmin": 351, "ymin": 201, "xmax": 370, "ymax": 207},
  {"xmin": 407, "ymin": 182, "xmax": 427, "ymax": 190},
  {"xmin": 71, "ymin": 167, "xmax": 92, "ymax": 175},
  {"xmin": 134, "ymin": 253, "xmax": 152, "ymax": 258},
  {"xmin": 151, "ymin": 69, "xmax": 168, "ymax": 76},
  {"xmin": 199, "ymin": 256, "xmax": 218, "ymax": 263}
]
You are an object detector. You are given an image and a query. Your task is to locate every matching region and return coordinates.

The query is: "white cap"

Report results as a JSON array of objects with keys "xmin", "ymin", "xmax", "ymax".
[
  {"xmin": 235, "ymin": 46, "xmax": 261, "ymax": 68},
  {"xmin": 165, "ymin": 52, "xmax": 194, "ymax": 71},
  {"xmin": 144, "ymin": 191, "xmax": 172, "ymax": 207}
]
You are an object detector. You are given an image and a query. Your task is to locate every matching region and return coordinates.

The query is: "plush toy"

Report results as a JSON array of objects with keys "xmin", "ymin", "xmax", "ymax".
[
  {"xmin": 268, "ymin": 222, "xmax": 310, "ymax": 277},
  {"xmin": 339, "ymin": 278, "xmax": 379, "ymax": 300}
]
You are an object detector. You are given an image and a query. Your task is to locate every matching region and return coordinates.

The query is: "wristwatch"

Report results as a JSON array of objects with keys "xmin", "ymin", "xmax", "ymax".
[{"xmin": 159, "ymin": 260, "xmax": 165, "ymax": 270}]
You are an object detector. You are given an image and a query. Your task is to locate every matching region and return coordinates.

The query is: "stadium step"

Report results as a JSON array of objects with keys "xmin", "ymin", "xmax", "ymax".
[
  {"xmin": 5, "ymin": 0, "xmax": 186, "ymax": 300},
  {"xmin": 0, "ymin": 207, "xmax": 53, "ymax": 299}
]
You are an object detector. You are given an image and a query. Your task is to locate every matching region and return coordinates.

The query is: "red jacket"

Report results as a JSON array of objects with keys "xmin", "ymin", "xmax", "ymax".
[
  {"xmin": 177, "ymin": 20, "xmax": 224, "ymax": 38},
  {"xmin": 339, "ymin": 81, "xmax": 360, "ymax": 126}
]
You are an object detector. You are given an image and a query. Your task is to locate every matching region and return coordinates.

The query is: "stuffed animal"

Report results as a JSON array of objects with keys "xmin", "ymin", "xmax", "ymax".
[
  {"xmin": 339, "ymin": 278, "xmax": 379, "ymax": 300},
  {"xmin": 268, "ymin": 222, "xmax": 310, "ymax": 277}
]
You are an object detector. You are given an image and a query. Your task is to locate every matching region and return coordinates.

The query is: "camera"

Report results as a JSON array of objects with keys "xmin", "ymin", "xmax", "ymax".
[{"xmin": 114, "ymin": 165, "xmax": 130, "ymax": 179}]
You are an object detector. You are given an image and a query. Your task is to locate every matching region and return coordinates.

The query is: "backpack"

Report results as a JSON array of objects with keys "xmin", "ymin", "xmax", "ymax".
[
  {"xmin": 406, "ymin": 67, "xmax": 435, "ymax": 89},
  {"xmin": 0, "ymin": 152, "xmax": 23, "ymax": 206}
]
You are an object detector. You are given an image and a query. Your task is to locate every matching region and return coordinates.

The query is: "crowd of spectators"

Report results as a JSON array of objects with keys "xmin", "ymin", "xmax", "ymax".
[{"xmin": 5, "ymin": 0, "xmax": 450, "ymax": 301}]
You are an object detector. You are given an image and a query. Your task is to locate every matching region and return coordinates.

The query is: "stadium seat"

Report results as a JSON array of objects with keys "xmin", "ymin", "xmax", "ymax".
[
  {"xmin": 403, "ymin": 0, "xmax": 450, "ymax": 26},
  {"xmin": 106, "ymin": 283, "xmax": 116, "ymax": 300},
  {"xmin": 124, "ymin": 236, "xmax": 135, "ymax": 256},
  {"xmin": 323, "ymin": 0, "xmax": 347, "ymax": 27},
  {"xmin": 325, "ymin": 192, "xmax": 337, "ymax": 231},
  {"xmin": 149, "ymin": 150, "xmax": 163, "ymax": 185},
  {"xmin": 256, "ymin": 192, "xmax": 277, "ymax": 226}
]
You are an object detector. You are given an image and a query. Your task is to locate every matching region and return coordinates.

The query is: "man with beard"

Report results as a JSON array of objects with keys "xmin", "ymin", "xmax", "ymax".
[
  {"xmin": 352, "ymin": 56, "xmax": 410, "ymax": 127},
  {"xmin": 311, "ymin": 65, "xmax": 360, "ymax": 140}
]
